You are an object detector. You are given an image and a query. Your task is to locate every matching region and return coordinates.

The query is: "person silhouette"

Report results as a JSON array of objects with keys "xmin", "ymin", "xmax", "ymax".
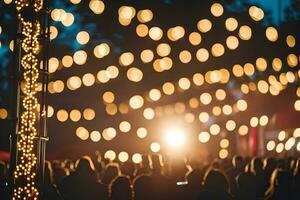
[
  {"xmin": 109, "ymin": 175, "xmax": 132, "ymax": 200},
  {"xmin": 58, "ymin": 156, "xmax": 108, "ymax": 200},
  {"xmin": 198, "ymin": 169, "xmax": 233, "ymax": 200},
  {"xmin": 265, "ymin": 169, "xmax": 296, "ymax": 200}
]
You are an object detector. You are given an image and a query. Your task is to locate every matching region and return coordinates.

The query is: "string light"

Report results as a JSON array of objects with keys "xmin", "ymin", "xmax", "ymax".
[{"xmin": 14, "ymin": 0, "xmax": 43, "ymax": 199}]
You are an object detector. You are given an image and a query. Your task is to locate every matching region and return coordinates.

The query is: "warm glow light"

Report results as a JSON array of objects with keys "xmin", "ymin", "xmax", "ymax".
[
  {"xmin": 226, "ymin": 120, "xmax": 236, "ymax": 131},
  {"xmin": 129, "ymin": 95, "xmax": 144, "ymax": 109},
  {"xmin": 119, "ymin": 121, "xmax": 131, "ymax": 133},
  {"xmin": 199, "ymin": 112, "xmax": 209, "ymax": 123},
  {"xmin": 165, "ymin": 127, "xmax": 186, "ymax": 148},
  {"xmin": 179, "ymin": 50, "xmax": 192, "ymax": 63},
  {"xmin": 143, "ymin": 108, "xmax": 155, "ymax": 120},
  {"xmin": 219, "ymin": 149, "xmax": 228, "ymax": 159},
  {"xmin": 266, "ymin": 140, "xmax": 275, "ymax": 151},
  {"xmin": 157, "ymin": 43, "xmax": 171, "ymax": 57},
  {"xmin": 82, "ymin": 73, "xmax": 95, "ymax": 87},
  {"xmin": 226, "ymin": 36, "xmax": 239, "ymax": 50},
  {"xmin": 162, "ymin": 82, "xmax": 175, "ymax": 95},
  {"xmin": 73, "ymin": 50, "xmax": 87, "ymax": 65},
  {"xmin": 149, "ymin": 27, "xmax": 163, "ymax": 41},
  {"xmin": 238, "ymin": 125, "xmax": 249, "ymax": 136},
  {"xmin": 127, "ymin": 67, "xmax": 143, "ymax": 82},
  {"xmin": 259, "ymin": 115, "xmax": 269, "ymax": 126},
  {"xmin": 250, "ymin": 117, "xmax": 259, "ymax": 127},
  {"xmin": 266, "ymin": 27, "xmax": 278, "ymax": 42},
  {"xmin": 119, "ymin": 52, "xmax": 134, "ymax": 66},
  {"xmin": 132, "ymin": 153, "xmax": 142, "ymax": 164},
  {"xmin": 104, "ymin": 150, "xmax": 116, "ymax": 160},
  {"xmin": 118, "ymin": 151, "xmax": 129, "ymax": 162},
  {"xmin": 0, "ymin": 108, "xmax": 8, "ymax": 119},
  {"xmin": 286, "ymin": 35, "xmax": 296, "ymax": 47},
  {"xmin": 137, "ymin": 127, "xmax": 148, "ymax": 139},
  {"xmin": 293, "ymin": 128, "xmax": 300, "ymax": 138},
  {"xmin": 140, "ymin": 49, "xmax": 154, "ymax": 63},
  {"xmin": 57, "ymin": 109, "xmax": 68, "ymax": 122},
  {"xmin": 220, "ymin": 139, "xmax": 229, "ymax": 148},
  {"xmin": 150, "ymin": 142, "xmax": 160, "ymax": 152},
  {"xmin": 62, "ymin": 55, "xmax": 73, "ymax": 68},
  {"xmin": 198, "ymin": 131, "xmax": 210, "ymax": 143},
  {"xmin": 276, "ymin": 143, "xmax": 284, "ymax": 153},
  {"xmin": 225, "ymin": 17, "xmax": 238, "ymax": 31},
  {"xmin": 239, "ymin": 25, "xmax": 252, "ymax": 40},
  {"xmin": 94, "ymin": 43, "xmax": 110, "ymax": 58},
  {"xmin": 189, "ymin": 32, "xmax": 202, "ymax": 46},
  {"xmin": 149, "ymin": 89, "xmax": 161, "ymax": 101},
  {"xmin": 90, "ymin": 131, "xmax": 101, "ymax": 142},
  {"xmin": 70, "ymin": 109, "xmax": 81, "ymax": 122},
  {"xmin": 89, "ymin": 0, "xmax": 105, "ymax": 14},
  {"xmin": 278, "ymin": 131, "xmax": 286, "ymax": 141},
  {"xmin": 210, "ymin": 124, "xmax": 221, "ymax": 135},
  {"xmin": 200, "ymin": 93, "xmax": 212, "ymax": 105},
  {"xmin": 83, "ymin": 108, "xmax": 95, "ymax": 120},
  {"xmin": 249, "ymin": 6, "xmax": 264, "ymax": 21},
  {"xmin": 136, "ymin": 24, "xmax": 149, "ymax": 37},
  {"xmin": 197, "ymin": 19, "xmax": 212, "ymax": 33},
  {"xmin": 196, "ymin": 48, "xmax": 209, "ymax": 62},
  {"xmin": 76, "ymin": 31, "xmax": 90, "ymax": 45},
  {"xmin": 137, "ymin": 9, "xmax": 153, "ymax": 23},
  {"xmin": 210, "ymin": 3, "xmax": 224, "ymax": 17}
]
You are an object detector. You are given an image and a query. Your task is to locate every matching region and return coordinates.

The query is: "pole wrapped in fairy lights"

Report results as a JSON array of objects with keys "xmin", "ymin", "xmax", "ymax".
[{"xmin": 12, "ymin": 0, "xmax": 45, "ymax": 199}]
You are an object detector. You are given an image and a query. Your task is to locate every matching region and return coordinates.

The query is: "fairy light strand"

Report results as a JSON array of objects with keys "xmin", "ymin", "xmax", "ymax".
[{"xmin": 13, "ymin": 0, "xmax": 44, "ymax": 199}]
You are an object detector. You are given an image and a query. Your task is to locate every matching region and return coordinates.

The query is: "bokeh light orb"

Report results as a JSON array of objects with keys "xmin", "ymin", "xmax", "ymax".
[
  {"xmin": 198, "ymin": 131, "xmax": 210, "ymax": 143},
  {"xmin": 189, "ymin": 32, "xmax": 202, "ymax": 46},
  {"xmin": 266, "ymin": 27, "xmax": 278, "ymax": 42},
  {"xmin": 119, "ymin": 121, "xmax": 131, "ymax": 133},
  {"xmin": 210, "ymin": 3, "xmax": 224, "ymax": 17},
  {"xmin": 149, "ymin": 27, "xmax": 163, "ymax": 41},
  {"xmin": 129, "ymin": 95, "xmax": 144, "ymax": 109},
  {"xmin": 132, "ymin": 153, "xmax": 143, "ymax": 164},
  {"xmin": 83, "ymin": 108, "xmax": 95, "ymax": 120},
  {"xmin": 225, "ymin": 17, "xmax": 238, "ymax": 31},
  {"xmin": 127, "ymin": 67, "xmax": 143, "ymax": 82},
  {"xmin": 197, "ymin": 19, "xmax": 212, "ymax": 33},
  {"xmin": 150, "ymin": 142, "xmax": 161, "ymax": 153},
  {"xmin": 249, "ymin": 6, "xmax": 264, "ymax": 21},
  {"xmin": 76, "ymin": 31, "xmax": 90, "ymax": 45},
  {"xmin": 196, "ymin": 48, "xmax": 209, "ymax": 62},
  {"xmin": 94, "ymin": 43, "xmax": 110, "ymax": 58},
  {"xmin": 90, "ymin": 131, "xmax": 101, "ymax": 142},
  {"xmin": 137, "ymin": 127, "xmax": 148, "ymax": 139},
  {"xmin": 73, "ymin": 50, "xmax": 87, "ymax": 65},
  {"xmin": 136, "ymin": 24, "xmax": 149, "ymax": 37},
  {"xmin": 118, "ymin": 151, "xmax": 129, "ymax": 162},
  {"xmin": 239, "ymin": 25, "xmax": 252, "ymax": 40},
  {"xmin": 89, "ymin": 0, "xmax": 105, "ymax": 15},
  {"xmin": 119, "ymin": 52, "xmax": 134, "ymax": 66},
  {"xmin": 104, "ymin": 150, "xmax": 116, "ymax": 160},
  {"xmin": 137, "ymin": 9, "xmax": 153, "ymax": 23}
]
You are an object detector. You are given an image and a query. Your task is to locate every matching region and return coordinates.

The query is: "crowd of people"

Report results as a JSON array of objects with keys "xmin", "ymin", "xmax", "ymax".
[{"xmin": 1, "ymin": 153, "xmax": 300, "ymax": 200}]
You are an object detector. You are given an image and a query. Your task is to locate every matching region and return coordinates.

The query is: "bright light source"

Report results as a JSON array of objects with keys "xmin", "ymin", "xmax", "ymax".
[{"xmin": 165, "ymin": 127, "xmax": 186, "ymax": 148}]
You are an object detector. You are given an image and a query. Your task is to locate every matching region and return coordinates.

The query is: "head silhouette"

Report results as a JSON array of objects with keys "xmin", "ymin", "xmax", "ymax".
[
  {"xmin": 133, "ymin": 175, "xmax": 152, "ymax": 200},
  {"xmin": 237, "ymin": 172, "xmax": 256, "ymax": 195},
  {"xmin": 150, "ymin": 154, "xmax": 163, "ymax": 174},
  {"xmin": 109, "ymin": 175, "xmax": 132, "ymax": 200},
  {"xmin": 44, "ymin": 161, "xmax": 54, "ymax": 184},
  {"xmin": 203, "ymin": 169, "xmax": 229, "ymax": 193},
  {"xmin": 251, "ymin": 157, "xmax": 263, "ymax": 174},
  {"xmin": 102, "ymin": 163, "xmax": 120, "ymax": 185},
  {"xmin": 267, "ymin": 169, "xmax": 293, "ymax": 196},
  {"xmin": 232, "ymin": 155, "xmax": 244, "ymax": 171},
  {"xmin": 186, "ymin": 168, "xmax": 204, "ymax": 189}
]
